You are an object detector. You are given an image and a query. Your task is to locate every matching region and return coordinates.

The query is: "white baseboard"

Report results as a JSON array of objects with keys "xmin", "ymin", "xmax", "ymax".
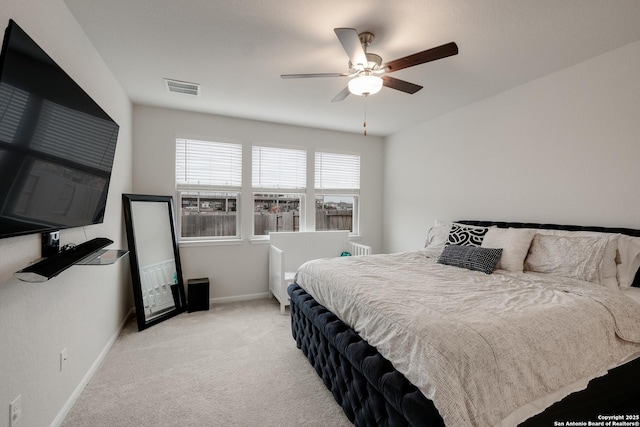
[
  {"xmin": 210, "ymin": 292, "xmax": 270, "ymax": 304},
  {"xmin": 50, "ymin": 307, "xmax": 134, "ymax": 427}
]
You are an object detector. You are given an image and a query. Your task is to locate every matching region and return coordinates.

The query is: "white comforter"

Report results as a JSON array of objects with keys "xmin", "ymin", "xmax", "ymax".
[{"xmin": 294, "ymin": 249, "xmax": 640, "ymax": 427}]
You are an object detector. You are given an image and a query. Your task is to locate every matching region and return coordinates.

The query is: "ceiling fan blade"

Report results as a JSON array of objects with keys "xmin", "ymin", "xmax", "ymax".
[
  {"xmin": 334, "ymin": 28, "xmax": 368, "ymax": 67},
  {"xmin": 382, "ymin": 76, "xmax": 423, "ymax": 94},
  {"xmin": 331, "ymin": 86, "xmax": 351, "ymax": 102},
  {"xmin": 281, "ymin": 73, "xmax": 347, "ymax": 79},
  {"xmin": 384, "ymin": 42, "xmax": 458, "ymax": 73}
]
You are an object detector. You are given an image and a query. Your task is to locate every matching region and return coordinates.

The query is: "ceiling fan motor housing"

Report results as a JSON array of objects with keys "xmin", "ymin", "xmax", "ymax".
[
  {"xmin": 358, "ymin": 31, "xmax": 374, "ymax": 47},
  {"xmin": 349, "ymin": 53, "xmax": 382, "ymax": 74}
]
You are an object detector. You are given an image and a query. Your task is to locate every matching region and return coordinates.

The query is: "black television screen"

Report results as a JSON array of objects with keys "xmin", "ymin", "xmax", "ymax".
[{"xmin": 0, "ymin": 19, "xmax": 119, "ymax": 239}]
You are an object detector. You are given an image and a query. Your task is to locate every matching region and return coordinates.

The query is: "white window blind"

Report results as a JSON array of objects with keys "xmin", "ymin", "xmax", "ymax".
[
  {"xmin": 315, "ymin": 152, "xmax": 360, "ymax": 193},
  {"xmin": 176, "ymin": 138, "xmax": 242, "ymax": 190},
  {"xmin": 252, "ymin": 146, "xmax": 306, "ymax": 190}
]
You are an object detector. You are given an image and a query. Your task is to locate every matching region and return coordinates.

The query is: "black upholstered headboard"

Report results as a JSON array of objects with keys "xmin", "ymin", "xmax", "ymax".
[{"xmin": 457, "ymin": 220, "xmax": 640, "ymax": 288}]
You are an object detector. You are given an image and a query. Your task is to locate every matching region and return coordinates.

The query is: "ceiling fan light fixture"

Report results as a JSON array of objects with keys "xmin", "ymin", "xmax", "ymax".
[{"xmin": 348, "ymin": 75, "xmax": 383, "ymax": 96}]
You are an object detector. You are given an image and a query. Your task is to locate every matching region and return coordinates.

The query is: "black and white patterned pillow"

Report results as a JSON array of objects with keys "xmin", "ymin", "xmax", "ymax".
[
  {"xmin": 446, "ymin": 223, "xmax": 490, "ymax": 246},
  {"xmin": 437, "ymin": 244, "xmax": 503, "ymax": 274}
]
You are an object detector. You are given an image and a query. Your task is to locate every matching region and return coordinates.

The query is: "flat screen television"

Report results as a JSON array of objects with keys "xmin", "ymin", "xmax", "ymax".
[{"xmin": 0, "ymin": 19, "xmax": 120, "ymax": 240}]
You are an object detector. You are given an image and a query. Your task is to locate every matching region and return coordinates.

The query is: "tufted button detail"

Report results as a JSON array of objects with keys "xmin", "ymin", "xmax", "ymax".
[{"xmin": 288, "ymin": 284, "xmax": 445, "ymax": 427}]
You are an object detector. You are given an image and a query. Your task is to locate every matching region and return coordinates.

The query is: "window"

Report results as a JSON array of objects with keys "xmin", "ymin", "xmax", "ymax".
[
  {"xmin": 315, "ymin": 152, "xmax": 360, "ymax": 233},
  {"xmin": 176, "ymin": 138, "xmax": 242, "ymax": 239},
  {"xmin": 175, "ymin": 141, "xmax": 364, "ymax": 240},
  {"xmin": 252, "ymin": 146, "xmax": 306, "ymax": 236}
]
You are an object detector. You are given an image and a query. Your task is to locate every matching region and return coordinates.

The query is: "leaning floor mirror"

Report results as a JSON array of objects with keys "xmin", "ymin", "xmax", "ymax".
[{"xmin": 123, "ymin": 194, "xmax": 186, "ymax": 331}]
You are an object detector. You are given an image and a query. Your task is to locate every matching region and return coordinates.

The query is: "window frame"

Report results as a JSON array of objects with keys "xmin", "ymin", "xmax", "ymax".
[
  {"xmin": 252, "ymin": 192, "xmax": 304, "ymax": 236},
  {"xmin": 314, "ymin": 193, "xmax": 359, "ymax": 234},
  {"xmin": 175, "ymin": 137, "xmax": 243, "ymax": 242},
  {"xmin": 177, "ymin": 190, "xmax": 241, "ymax": 241},
  {"xmin": 251, "ymin": 145, "xmax": 307, "ymax": 238},
  {"xmin": 314, "ymin": 151, "xmax": 361, "ymax": 235}
]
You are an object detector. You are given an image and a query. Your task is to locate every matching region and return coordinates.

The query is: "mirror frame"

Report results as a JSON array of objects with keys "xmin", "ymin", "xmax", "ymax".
[{"xmin": 122, "ymin": 193, "xmax": 186, "ymax": 331}]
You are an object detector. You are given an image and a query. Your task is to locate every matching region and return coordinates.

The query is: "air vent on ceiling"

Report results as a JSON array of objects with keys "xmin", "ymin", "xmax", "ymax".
[{"xmin": 164, "ymin": 78, "xmax": 200, "ymax": 96}]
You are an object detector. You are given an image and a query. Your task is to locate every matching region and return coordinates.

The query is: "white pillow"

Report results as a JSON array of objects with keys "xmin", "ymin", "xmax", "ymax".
[
  {"xmin": 524, "ymin": 234, "xmax": 617, "ymax": 289},
  {"xmin": 481, "ymin": 228, "xmax": 535, "ymax": 272},
  {"xmin": 622, "ymin": 287, "xmax": 640, "ymax": 306},
  {"xmin": 425, "ymin": 219, "xmax": 452, "ymax": 249},
  {"xmin": 529, "ymin": 229, "xmax": 619, "ymax": 290},
  {"xmin": 616, "ymin": 234, "xmax": 640, "ymax": 288}
]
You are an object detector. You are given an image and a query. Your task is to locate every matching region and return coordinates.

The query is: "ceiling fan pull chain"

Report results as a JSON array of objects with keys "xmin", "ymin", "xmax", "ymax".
[{"xmin": 363, "ymin": 96, "xmax": 367, "ymax": 136}]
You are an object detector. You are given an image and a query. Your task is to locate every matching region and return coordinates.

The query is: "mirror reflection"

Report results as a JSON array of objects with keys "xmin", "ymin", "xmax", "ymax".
[{"xmin": 123, "ymin": 194, "xmax": 185, "ymax": 331}]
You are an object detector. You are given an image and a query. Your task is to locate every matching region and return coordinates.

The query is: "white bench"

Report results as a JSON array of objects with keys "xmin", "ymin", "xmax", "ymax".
[{"xmin": 269, "ymin": 231, "xmax": 372, "ymax": 314}]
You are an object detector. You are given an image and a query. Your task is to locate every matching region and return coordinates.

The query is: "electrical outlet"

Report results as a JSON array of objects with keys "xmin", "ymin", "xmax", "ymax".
[
  {"xmin": 60, "ymin": 348, "xmax": 68, "ymax": 372},
  {"xmin": 9, "ymin": 394, "xmax": 21, "ymax": 427}
]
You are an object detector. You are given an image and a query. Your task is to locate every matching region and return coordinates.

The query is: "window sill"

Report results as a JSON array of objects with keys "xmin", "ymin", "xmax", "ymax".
[
  {"xmin": 178, "ymin": 233, "xmax": 362, "ymax": 248},
  {"xmin": 250, "ymin": 232, "xmax": 361, "ymax": 245},
  {"xmin": 178, "ymin": 238, "xmax": 244, "ymax": 248}
]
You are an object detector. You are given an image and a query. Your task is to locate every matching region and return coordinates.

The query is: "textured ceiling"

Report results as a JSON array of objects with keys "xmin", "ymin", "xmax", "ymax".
[{"xmin": 63, "ymin": 0, "xmax": 640, "ymax": 136}]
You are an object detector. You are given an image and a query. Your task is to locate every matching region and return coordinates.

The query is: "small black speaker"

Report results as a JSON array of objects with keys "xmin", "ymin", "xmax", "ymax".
[{"xmin": 187, "ymin": 278, "xmax": 210, "ymax": 312}]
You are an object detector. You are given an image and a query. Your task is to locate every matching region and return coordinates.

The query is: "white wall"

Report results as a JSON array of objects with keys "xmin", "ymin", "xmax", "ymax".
[
  {"xmin": 383, "ymin": 40, "xmax": 640, "ymax": 253},
  {"xmin": 133, "ymin": 105, "xmax": 384, "ymax": 301},
  {"xmin": 0, "ymin": 1, "xmax": 133, "ymax": 426}
]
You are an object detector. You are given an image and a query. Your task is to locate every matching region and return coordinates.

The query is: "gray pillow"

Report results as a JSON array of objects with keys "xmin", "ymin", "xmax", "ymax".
[{"xmin": 437, "ymin": 244, "xmax": 503, "ymax": 274}]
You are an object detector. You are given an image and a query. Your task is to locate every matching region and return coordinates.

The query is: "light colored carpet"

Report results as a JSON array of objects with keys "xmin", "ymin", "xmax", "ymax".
[{"xmin": 62, "ymin": 298, "xmax": 352, "ymax": 427}]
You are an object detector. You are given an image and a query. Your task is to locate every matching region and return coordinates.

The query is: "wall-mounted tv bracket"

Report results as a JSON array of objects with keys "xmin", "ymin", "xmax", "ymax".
[{"xmin": 41, "ymin": 230, "xmax": 60, "ymax": 258}]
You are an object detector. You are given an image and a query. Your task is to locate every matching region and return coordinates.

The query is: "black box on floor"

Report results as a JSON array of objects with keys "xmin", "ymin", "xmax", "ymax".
[{"xmin": 187, "ymin": 278, "xmax": 210, "ymax": 312}]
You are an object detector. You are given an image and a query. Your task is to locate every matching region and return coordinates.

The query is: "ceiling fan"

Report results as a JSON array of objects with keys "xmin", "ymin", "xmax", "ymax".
[{"xmin": 281, "ymin": 28, "xmax": 458, "ymax": 102}]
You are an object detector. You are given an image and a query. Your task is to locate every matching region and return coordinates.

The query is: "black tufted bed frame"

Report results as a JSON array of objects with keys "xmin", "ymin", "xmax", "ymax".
[{"xmin": 287, "ymin": 221, "xmax": 640, "ymax": 426}]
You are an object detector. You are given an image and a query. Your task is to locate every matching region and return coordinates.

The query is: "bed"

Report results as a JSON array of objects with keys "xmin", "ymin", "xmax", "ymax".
[{"xmin": 287, "ymin": 221, "xmax": 640, "ymax": 426}]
